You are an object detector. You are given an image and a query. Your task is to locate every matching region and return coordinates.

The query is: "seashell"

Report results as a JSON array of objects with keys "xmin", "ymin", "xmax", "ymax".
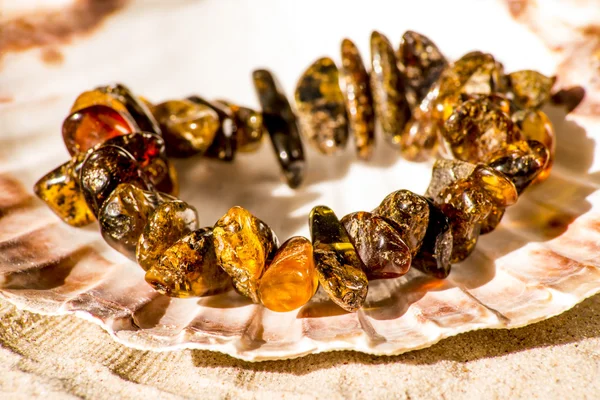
[{"xmin": 0, "ymin": 0, "xmax": 599, "ymax": 361}]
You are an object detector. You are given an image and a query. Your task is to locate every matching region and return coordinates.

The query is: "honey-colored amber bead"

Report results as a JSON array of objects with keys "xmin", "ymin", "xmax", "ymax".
[
  {"xmin": 512, "ymin": 109, "xmax": 555, "ymax": 183},
  {"xmin": 62, "ymin": 105, "xmax": 135, "ymax": 156},
  {"xmin": 99, "ymin": 83, "xmax": 161, "ymax": 135},
  {"xmin": 310, "ymin": 205, "xmax": 368, "ymax": 312},
  {"xmin": 507, "ymin": 70, "xmax": 556, "ymax": 109},
  {"xmin": 188, "ymin": 96, "xmax": 238, "ymax": 162},
  {"xmin": 145, "ymin": 228, "xmax": 232, "ymax": 298},
  {"xmin": 425, "ymin": 159, "xmax": 476, "ymax": 202},
  {"xmin": 480, "ymin": 205, "xmax": 505, "ymax": 235},
  {"xmin": 70, "ymin": 89, "xmax": 129, "ymax": 115},
  {"xmin": 258, "ymin": 236, "xmax": 318, "ymax": 312},
  {"xmin": 400, "ymin": 109, "xmax": 439, "ymax": 161},
  {"xmin": 34, "ymin": 157, "xmax": 94, "ymax": 227},
  {"xmin": 373, "ymin": 190, "xmax": 430, "ymax": 256},
  {"xmin": 99, "ymin": 183, "xmax": 167, "ymax": 259},
  {"xmin": 340, "ymin": 38, "xmax": 375, "ymax": 160},
  {"xmin": 213, "ymin": 206, "xmax": 279, "ymax": 303},
  {"xmin": 295, "ymin": 57, "xmax": 349, "ymax": 154},
  {"xmin": 152, "ymin": 99, "xmax": 219, "ymax": 158},
  {"xmin": 370, "ymin": 31, "xmax": 411, "ymax": 146},
  {"xmin": 341, "ymin": 211, "xmax": 411, "ymax": 280},
  {"xmin": 470, "ymin": 165, "xmax": 518, "ymax": 207},
  {"xmin": 136, "ymin": 200, "xmax": 199, "ymax": 271},
  {"xmin": 215, "ymin": 100, "xmax": 265, "ymax": 153}
]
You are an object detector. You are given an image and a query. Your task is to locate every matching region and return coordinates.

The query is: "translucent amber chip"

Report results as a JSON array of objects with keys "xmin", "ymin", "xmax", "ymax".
[{"xmin": 513, "ymin": 109, "xmax": 555, "ymax": 184}]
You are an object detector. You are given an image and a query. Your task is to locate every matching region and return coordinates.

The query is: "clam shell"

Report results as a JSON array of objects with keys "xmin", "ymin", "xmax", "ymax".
[{"xmin": 1, "ymin": 0, "xmax": 599, "ymax": 361}]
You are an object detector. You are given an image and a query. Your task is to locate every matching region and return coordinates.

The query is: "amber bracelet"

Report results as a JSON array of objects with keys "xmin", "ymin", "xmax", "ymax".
[{"xmin": 34, "ymin": 31, "xmax": 555, "ymax": 313}]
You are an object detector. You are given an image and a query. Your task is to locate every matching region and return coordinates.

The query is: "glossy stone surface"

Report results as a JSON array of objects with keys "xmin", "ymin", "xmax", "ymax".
[
  {"xmin": 145, "ymin": 228, "xmax": 232, "ymax": 298},
  {"xmin": 309, "ymin": 206, "xmax": 368, "ymax": 312},
  {"xmin": 397, "ymin": 30, "xmax": 447, "ymax": 109},
  {"xmin": 152, "ymin": 99, "xmax": 219, "ymax": 158},
  {"xmin": 425, "ymin": 159, "xmax": 476, "ymax": 202},
  {"xmin": 370, "ymin": 31, "xmax": 411, "ymax": 146},
  {"xmin": 99, "ymin": 183, "xmax": 166, "ymax": 259},
  {"xmin": 213, "ymin": 206, "xmax": 279, "ymax": 303},
  {"xmin": 470, "ymin": 165, "xmax": 518, "ymax": 207},
  {"xmin": 341, "ymin": 211, "xmax": 411, "ymax": 280},
  {"xmin": 373, "ymin": 190, "xmax": 430, "ymax": 256},
  {"xmin": 253, "ymin": 69, "xmax": 306, "ymax": 188},
  {"xmin": 70, "ymin": 89, "xmax": 130, "ymax": 115},
  {"xmin": 295, "ymin": 57, "xmax": 349, "ymax": 154},
  {"xmin": 33, "ymin": 157, "xmax": 94, "ymax": 227},
  {"xmin": 513, "ymin": 109, "xmax": 555, "ymax": 183},
  {"xmin": 136, "ymin": 200, "xmax": 199, "ymax": 271},
  {"xmin": 507, "ymin": 70, "xmax": 556, "ymax": 109},
  {"xmin": 188, "ymin": 96, "xmax": 237, "ymax": 162},
  {"xmin": 400, "ymin": 110, "xmax": 439, "ymax": 161},
  {"xmin": 411, "ymin": 198, "xmax": 453, "ymax": 279},
  {"xmin": 99, "ymin": 83, "xmax": 161, "ymax": 135},
  {"xmin": 215, "ymin": 100, "xmax": 265, "ymax": 153},
  {"xmin": 79, "ymin": 145, "xmax": 150, "ymax": 216},
  {"xmin": 258, "ymin": 236, "xmax": 318, "ymax": 312},
  {"xmin": 62, "ymin": 105, "xmax": 135, "ymax": 156},
  {"xmin": 340, "ymin": 38, "xmax": 375, "ymax": 160},
  {"xmin": 480, "ymin": 205, "xmax": 505, "ymax": 235}
]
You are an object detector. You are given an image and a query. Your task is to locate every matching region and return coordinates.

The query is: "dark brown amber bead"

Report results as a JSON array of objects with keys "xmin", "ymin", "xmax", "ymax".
[
  {"xmin": 512, "ymin": 109, "xmax": 555, "ymax": 183},
  {"xmin": 145, "ymin": 228, "xmax": 232, "ymax": 298},
  {"xmin": 295, "ymin": 57, "xmax": 349, "ymax": 154},
  {"xmin": 188, "ymin": 96, "xmax": 237, "ymax": 162},
  {"xmin": 136, "ymin": 200, "xmax": 199, "ymax": 271},
  {"xmin": 215, "ymin": 100, "xmax": 265, "ymax": 153},
  {"xmin": 258, "ymin": 236, "xmax": 318, "ymax": 312},
  {"xmin": 152, "ymin": 99, "xmax": 219, "ymax": 158},
  {"xmin": 213, "ymin": 206, "xmax": 278, "ymax": 303},
  {"xmin": 412, "ymin": 198, "xmax": 453, "ymax": 279},
  {"xmin": 79, "ymin": 145, "xmax": 150, "ymax": 216},
  {"xmin": 373, "ymin": 190, "xmax": 430, "ymax": 256},
  {"xmin": 99, "ymin": 183, "xmax": 167, "ymax": 259},
  {"xmin": 340, "ymin": 38, "xmax": 375, "ymax": 160},
  {"xmin": 370, "ymin": 31, "xmax": 411, "ymax": 146},
  {"xmin": 426, "ymin": 159, "xmax": 476, "ymax": 202},
  {"xmin": 309, "ymin": 205, "xmax": 368, "ymax": 312},
  {"xmin": 253, "ymin": 69, "xmax": 306, "ymax": 188},
  {"xmin": 506, "ymin": 70, "xmax": 556, "ymax": 109},
  {"xmin": 341, "ymin": 211, "xmax": 411, "ymax": 280},
  {"xmin": 62, "ymin": 105, "xmax": 135, "ymax": 156},
  {"xmin": 397, "ymin": 30, "xmax": 447, "ymax": 109},
  {"xmin": 34, "ymin": 156, "xmax": 94, "ymax": 227},
  {"xmin": 99, "ymin": 83, "xmax": 161, "ymax": 135}
]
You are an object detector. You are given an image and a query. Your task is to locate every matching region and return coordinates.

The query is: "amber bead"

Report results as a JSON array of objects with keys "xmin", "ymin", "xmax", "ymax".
[
  {"xmin": 145, "ymin": 228, "xmax": 232, "ymax": 298},
  {"xmin": 62, "ymin": 105, "xmax": 135, "ymax": 156},
  {"xmin": 507, "ymin": 70, "xmax": 556, "ymax": 109},
  {"xmin": 340, "ymin": 38, "xmax": 375, "ymax": 160},
  {"xmin": 411, "ymin": 198, "xmax": 453, "ymax": 279},
  {"xmin": 79, "ymin": 145, "xmax": 150, "ymax": 216},
  {"xmin": 258, "ymin": 236, "xmax": 318, "ymax": 312},
  {"xmin": 310, "ymin": 206, "xmax": 368, "ymax": 312},
  {"xmin": 295, "ymin": 57, "xmax": 349, "ymax": 154},
  {"xmin": 213, "ymin": 206, "xmax": 279, "ymax": 303},
  {"xmin": 488, "ymin": 139, "xmax": 550, "ymax": 194},
  {"xmin": 370, "ymin": 31, "xmax": 411, "ymax": 146},
  {"xmin": 425, "ymin": 159, "xmax": 476, "ymax": 202},
  {"xmin": 512, "ymin": 109, "xmax": 555, "ymax": 183},
  {"xmin": 152, "ymin": 99, "xmax": 219, "ymax": 158},
  {"xmin": 253, "ymin": 69, "xmax": 306, "ymax": 188},
  {"xmin": 400, "ymin": 109, "xmax": 439, "ymax": 161},
  {"xmin": 70, "ymin": 89, "xmax": 129, "ymax": 115},
  {"xmin": 480, "ymin": 205, "xmax": 505, "ymax": 235},
  {"xmin": 396, "ymin": 30, "xmax": 447, "ymax": 109},
  {"xmin": 215, "ymin": 100, "xmax": 265, "ymax": 153},
  {"xmin": 34, "ymin": 157, "xmax": 94, "ymax": 227},
  {"xmin": 188, "ymin": 96, "xmax": 237, "ymax": 162},
  {"xmin": 136, "ymin": 200, "xmax": 199, "ymax": 271},
  {"xmin": 99, "ymin": 183, "xmax": 167, "ymax": 259},
  {"xmin": 373, "ymin": 190, "xmax": 430, "ymax": 256},
  {"xmin": 99, "ymin": 83, "xmax": 161, "ymax": 135},
  {"xmin": 341, "ymin": 211, "xmax": 411, "ymax": 280}
]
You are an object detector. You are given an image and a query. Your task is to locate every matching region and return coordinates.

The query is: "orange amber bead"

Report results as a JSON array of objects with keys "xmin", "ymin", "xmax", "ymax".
[
  {"xmin": 63, "ymin": 105, "xmax": 135, "ymax": 156},
  {"xmin": 258, "ymin": 236, "xmax": 318, "ymax": 312},
  {"xmin": 513, "ymin": 109, "xmax": 555, "ymax": 184}
]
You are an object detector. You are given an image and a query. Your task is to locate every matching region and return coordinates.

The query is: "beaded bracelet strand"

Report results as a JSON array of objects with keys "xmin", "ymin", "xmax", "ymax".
[{"xmin": 34, "ymin": 31, "xmax": 555, "ymax": 313}]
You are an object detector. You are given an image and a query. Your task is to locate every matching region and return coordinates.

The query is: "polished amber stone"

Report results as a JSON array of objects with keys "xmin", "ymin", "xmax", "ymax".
[
  {"xmin": 370, "ymin": 31, "xmax": 411, "ymax": 146},
  {"xmin": 340, "ymin": 38, "xmax": 375, "ymax": 160},
  {"xmin": 480, "ymin": 205, "xmax": 505, "ymax": 235},
  {"xmin": 70, "ymin": 89, "xmax": 129, "ymax": 115},
  {"xmin": 397, "ymin": 30, "xmax": 447, "ymax": 109},
  {"xmin": 213, "ymin": 206, "xmax": 279, "ymax": 303},
  {"xmin": 411, "ymin": 198, "xmax": 453, "ymax": 279},
  {"xmin": 152, "ymin": 99, "xmax": 219, "ymax": 158},
  {"xmin": 79, "ymin": 145, "xmax": 150, "ymax": 216},
  {"xmin": 99, "ymin": 183, "xmax": 167, "ymax": 259},
  {"xmin": 62, "ymin": 105, "xmax": 135, "ymax": 156},
  {"xmin": 341, "ymin": 211, "xmax": 411, "ymax": 280},
  {"xmin": 373, "ymin": 190, "xmax": 430, "ymax": 256},
  {"xmin": 295, "ymin": 57, "xmax": 349, "ymax": 154},
  {"xmin": 99, "ymin": 83, "xmax": 161, "ymax": 135},
  {"xmin": 145, "ymin": 228, "xmax": 232, "ymax": 298},
  {"xmin": 512, "ymin": 109, "xmax": 555, "ymax": 183},
  {"xmin": 400, "ymin": 109, "xmax": 439, "ymax": 161},
  {"xmin": 188, "ymin": 96, "xmax": 237, "ymax": 162},
  {"xmin": 425, "ymin": 159, "xmax": 476, "ymax": 202},
  {"xmin": 253, "ymin": 69, "xmax": 306, "ymax": 188},
  {"xmin": 34, "ymin": 156, "xmax": 94, "ymax": 227},
  {"xmin": 136, "ymin": 200, "xmax": 199, "ymax": 271},
  {"xmin": 258, "ymin": 236, "xmax": 318, "ymax": 312},
  {"xmin": 215, "ymin": 100, "xmax": 265, "ymax": 153},
  {"xmin": 507, "ymin": 70, "xmax": 556, "ymax": 109},
  {"xmin": 471, "ymin": 165, "xmax": 518, "ymax": 207},
  {"xmin": 310, "ymin": 205, "xmax": 368, "ymax": 312}
]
